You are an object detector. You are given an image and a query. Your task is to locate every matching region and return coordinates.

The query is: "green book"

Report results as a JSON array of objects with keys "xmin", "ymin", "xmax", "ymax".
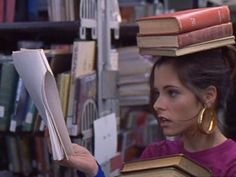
[{"xmin": 0, "ymin": 62, "xmax": 19, "ymax": 131}]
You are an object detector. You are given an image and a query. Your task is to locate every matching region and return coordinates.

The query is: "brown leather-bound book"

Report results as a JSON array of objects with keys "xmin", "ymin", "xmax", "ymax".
[
  {"xmin": 136, "ymin": 5, "xmax": 230, "ymax": 35},
  {"xmin": 120, "ymin": 154, "xmax": 211, "ymax": 177},
  {"xmin": 137, "ymin": 22, "xmax": 233, "ymax": 48}
]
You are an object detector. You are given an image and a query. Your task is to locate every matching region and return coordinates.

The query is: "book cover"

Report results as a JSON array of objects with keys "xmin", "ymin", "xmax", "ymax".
[
  {"xmin": 74, "ymin": 71, "xmax": 97, "ymax": 135},
  {"xmin": 136, "ymin": 5, "xmax": 230, "ymax": 35},
  {"xmin": 120, "ymin": 166, "xmax": 191, "ymax": 177},
  {"xmin": 137, "ymin": 22, "xmax": 233, "ymax": 48},
  {"xmin": 120, "ymin": 154, "xmax": 211, "ymax": 177},
  {"xmin": 139, "ymin": 36, "xmax": 235, "ymax": 56},
  {"xmin": 12, "ymin": 49, "xmax": 74, "ymax": 160}
]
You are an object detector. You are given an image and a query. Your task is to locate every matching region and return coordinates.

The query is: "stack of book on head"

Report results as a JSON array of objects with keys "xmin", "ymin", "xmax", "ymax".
[
  {"xmin": 136, "ymin": 5, "xmax": 235, "ymax": 56},
  {"xmin": 119, "ymin": 154, "xmax": 212, "ymax": 177}
]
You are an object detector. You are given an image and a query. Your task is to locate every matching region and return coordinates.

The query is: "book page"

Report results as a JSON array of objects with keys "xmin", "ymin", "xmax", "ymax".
[
  {"xmin": 12, "ymin": 50, "xmax": 48, "ymax": 123},
  {"xmin": 12, "ymin": 49, "xmax": 74, "ymax": 160},
  {"xmin": 42, "ymin": 70, "xmax": 74, "ymax": 158}
]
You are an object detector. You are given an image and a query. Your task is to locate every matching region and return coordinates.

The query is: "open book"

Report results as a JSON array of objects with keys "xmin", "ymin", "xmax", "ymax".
[{"xmin": 12, "ymin": 49, "xmax": 74, "ymax": 160}]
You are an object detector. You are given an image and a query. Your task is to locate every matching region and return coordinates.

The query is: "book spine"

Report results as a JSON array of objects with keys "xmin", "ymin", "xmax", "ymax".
[
  {"xmin": 178, "ymin": 22, "xmax": 233, "ymax": 48},
  {"xmin": 177, "ymin": 5, "xmax": 230, "ymax": 33},
  {"xmin": 0, "ymin": 63, "xmax": 18, "ymax": 132}
]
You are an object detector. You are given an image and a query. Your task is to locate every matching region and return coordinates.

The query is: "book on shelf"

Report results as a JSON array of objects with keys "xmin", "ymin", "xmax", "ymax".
[
  {"xmin": 120, "ymin": 154, "xmax": 211, "ymax": 177},
  {"xmin": 0, "ymin": 62, "xmax": 19, "ymax": 132},
  {"xmin": 137, "ymin": 22, "xmax": 233, "ymax": 48},
  {"xmin": 74, "ymin": 71, "xmax": 97, "ymax": 135},
  {"xmin": 119, "ymin": 96, "xmax": 150, "ymax": 106},
  {"xmin": 136, "ymin": 5, "xmax": 230, "ymax": 35},
  {"xmin": 56, "ymin": 71, "xmax": 71, "ymax": 118},
  {"xmin": 9, "ymin": 78, "xmax": 30, "ymax": 132},
  {"xmin": 21, "ymin": 98, "xmax": 37, "ymax": 132},
  {"xmin": 12, "ymin": 49, "xmax": 74, "ymax": 160},
  {"xmin": 67, "ymin": 40, "xmax": 96, "ymax": 128},
  {"xmin": 119, "ymin": 82, "xmax": 150, "ymax": 97},
  {"xmin": 18, "ymin": 136, "xmax": 33, "ymax": 176},
  {"xmin": 139, "ymin": 36, "xmax": 235, "ymax": 56},
  {"xmin": 6, "ymin": 136, "xmax": 21, "ymax": 173}
]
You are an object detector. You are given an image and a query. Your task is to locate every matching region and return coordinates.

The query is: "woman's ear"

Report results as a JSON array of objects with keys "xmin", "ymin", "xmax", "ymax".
[{"xmin": 203, "ymin": 85, "xmax": 217, "ymax": 107}]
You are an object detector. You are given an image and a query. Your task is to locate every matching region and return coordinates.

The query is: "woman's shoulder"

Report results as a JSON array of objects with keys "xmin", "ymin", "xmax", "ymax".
[
  {"xmin": 220, "ymin": 138, "xmax": 236, "ymax": 153},
  {"xmin": 140, "ymin": 138, "xmax": 182, "ymax": 159}
]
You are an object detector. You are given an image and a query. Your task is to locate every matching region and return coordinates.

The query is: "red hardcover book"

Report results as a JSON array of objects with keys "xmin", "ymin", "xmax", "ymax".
[
  {"xmin": 136, "ymin": 5, "xmax": 230, "ymax": 35},
  {"xmin": 137, "ymin": 22, "xmax": 233, "ymax": 48}
]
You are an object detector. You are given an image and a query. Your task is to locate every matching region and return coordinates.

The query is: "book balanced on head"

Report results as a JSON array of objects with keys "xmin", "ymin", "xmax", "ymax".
[
  {"xmin": 12, "ymin": 49, "xmax": 74, "ymax": 161},
  {"xmin": 136, "ymin": 5, "xmax": 235, "ymax": 56},
  {"xmin": 119, "ymin": 154, "xmax": 212, "ymax": 177}
]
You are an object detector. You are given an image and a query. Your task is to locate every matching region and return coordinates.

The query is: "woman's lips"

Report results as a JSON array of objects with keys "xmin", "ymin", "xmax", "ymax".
[{"xmin": 159, "ymin": 116, "xmax": 172, "ymax": 126}]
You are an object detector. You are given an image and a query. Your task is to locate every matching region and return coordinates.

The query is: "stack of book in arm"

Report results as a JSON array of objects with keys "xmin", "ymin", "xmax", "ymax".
[
  {"xmin": 119, "ymin": 154, "xmax": 212, "ymax": 177},
  {"xmin": 136, "ymin": 5, "xmax": 235, "ymax": 56}
]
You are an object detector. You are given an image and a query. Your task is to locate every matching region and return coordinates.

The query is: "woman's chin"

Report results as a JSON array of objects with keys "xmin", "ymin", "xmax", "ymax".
[{"xmin": 163, "ymin": 130, "xmax": 179, "ymax": 137}]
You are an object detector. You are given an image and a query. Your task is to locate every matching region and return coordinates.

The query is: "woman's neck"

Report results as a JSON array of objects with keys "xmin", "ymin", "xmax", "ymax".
[{"xmin": 181, "ymin": 127, "xmax": 227, "ymax": 152}]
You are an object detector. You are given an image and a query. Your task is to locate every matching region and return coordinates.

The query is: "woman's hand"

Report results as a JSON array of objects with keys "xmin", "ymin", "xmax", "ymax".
[
  {"xmin": 57, "ymin": 143, "xmax": 99, "ymax": 177},
  {"xmin": 44, "ymin": 129, "xmax": 98, "ymax": 177}
]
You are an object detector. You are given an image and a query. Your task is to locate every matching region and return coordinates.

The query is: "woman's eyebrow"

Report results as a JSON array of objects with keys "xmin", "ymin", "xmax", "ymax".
[{"xmin": 163, "ymin": 85, "xmax": 179, "ymax": 90}]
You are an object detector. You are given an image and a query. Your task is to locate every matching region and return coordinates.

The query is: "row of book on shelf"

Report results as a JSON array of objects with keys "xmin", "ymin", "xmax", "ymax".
[{"xmin": 0, "ymin": 133, "xmax": 99, "ymax": 177}]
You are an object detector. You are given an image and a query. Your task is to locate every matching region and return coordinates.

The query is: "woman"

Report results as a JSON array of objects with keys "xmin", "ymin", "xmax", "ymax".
[
  {"xmin": 53, "ymin": 46, "xmax": 236, "ymax": 177},
  {"xmin": 141, "ymin": 46, "xmax": 236, "ymax": 176}
]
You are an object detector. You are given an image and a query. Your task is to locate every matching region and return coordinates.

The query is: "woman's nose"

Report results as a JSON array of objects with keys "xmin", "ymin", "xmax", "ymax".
[{"xmin": 153, "ymin": 96, "xmax": 165, "ymax": 112}]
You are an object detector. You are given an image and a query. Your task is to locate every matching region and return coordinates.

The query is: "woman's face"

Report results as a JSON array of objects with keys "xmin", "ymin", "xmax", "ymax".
[{"xmin": 153, "ymin": 63, "xmax": 202, "ymax": 136}]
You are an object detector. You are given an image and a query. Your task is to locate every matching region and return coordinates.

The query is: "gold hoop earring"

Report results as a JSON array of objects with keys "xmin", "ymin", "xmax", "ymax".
[{"xmin": 197, "ymin": 107, "xmax": 217, "ymax": 134}]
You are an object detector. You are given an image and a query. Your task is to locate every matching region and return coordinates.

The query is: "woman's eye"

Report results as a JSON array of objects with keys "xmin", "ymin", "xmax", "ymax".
[{"xmin": 168, "ymin": 89, "xmax": 179, "ymax": 97}]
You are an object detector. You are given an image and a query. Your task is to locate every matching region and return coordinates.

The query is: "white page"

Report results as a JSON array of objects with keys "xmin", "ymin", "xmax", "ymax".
[
  {"xmin": 42, "ymin": 71, "xmax": 74, "ymax": 159},
  {"xmin": 12, "ymin": 49, "xmax": 48, "ymax": 123},
  {"xmin": 94, "ymin": 113, "xmax": 117, "ymax": 164},
  {"xmin": 44, "ymin": 109, "xmax": 64, "ymax": 160},
  {"xmin": 12, "ymin": 49, "xmax": 74, "ymax": 160}
]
